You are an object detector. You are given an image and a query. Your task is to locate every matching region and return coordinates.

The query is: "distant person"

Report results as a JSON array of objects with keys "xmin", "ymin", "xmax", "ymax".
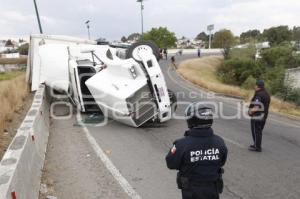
[
  {"xmin": 166, "ymin": 103, "xmax": 228, "ymax": 199},
  {"xmin": 248, "ymin": 80, "xmax": 271, "ymax": 152},
  {"xmin": 159, "ymin": 48, "xmax": 163, "ymax": 59},
  {"xmin": 171, "ymin": 56, "xmax": 177, "ymax": 69},
  {"xmin": 179, "ymin": 49, "xmax": 183, "ymax": 56},
  {"xmin": 197, "ymin": 48, "xmax": 201, "ymax": 57},
  {"xmin": 163, "ymin": 48, "xmax": 168, "ymax": 60}
]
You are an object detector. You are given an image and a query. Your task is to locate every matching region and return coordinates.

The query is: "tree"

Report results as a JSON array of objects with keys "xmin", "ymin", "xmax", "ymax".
[
  {"xmin": 5, "ymin": 39, "xmax": 14, "ymax": 47},
  {"xmin": 212, "ymin": 29, "xmax": 235, "ymax": 59},
  {"xmin": 195, "ymin": 32, "xmax": 208, "ymax": 41},
  {"xmin": 240, "ymin": 29, "xmax": 261, "ymax": 44},
  {"xmin": 18, "ymin": 43, "xmax": 29, "ymax": 55},
  {"xmin": 263, "ymin": 26, "xmax": 292, "ymax": 46},
  {"xmin": 142, "ymin": 27, "xmax": 177, "ymax": 48},
  {"xmin": 260, "ymin": 44, "xmax": 300, "ymax": 69},
  {"xmin": 212, "ymin": 29, "xmax": 235, "ymax": 48},
  {"xmin": 127, "ymin": 33, "xmax": 141, "ymax": 41},
  {"xmin": 292, "ymin": 26, "xmax": 300, "ymax": 42},
  {"xmin": 121, "ymin": 36, "xmax": 127, "ymax": 42}
]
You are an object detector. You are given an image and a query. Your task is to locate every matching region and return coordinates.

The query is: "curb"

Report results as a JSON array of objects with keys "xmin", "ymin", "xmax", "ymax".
[
  {"xmin": 215, "ymin": 93, "xmax": 245, "ymax": 100},
  {"xmin": 176, "ymin": 71, "xmax": 245, "ymax": 100},
  {"xmin": 270, "ymin": 110, "xmax": 300, "ymax": 122},
  {"xmin": 0, "ymin": 84, "xmax": 49, "ymax": 199}
]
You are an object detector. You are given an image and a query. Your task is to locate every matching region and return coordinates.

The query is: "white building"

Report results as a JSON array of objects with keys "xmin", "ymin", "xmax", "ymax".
[
  {"xmin": 176, "ymin": 38, "xmax": 205, "ymax": 49},
  {"xmin": 286, "ymin": 67, "xmax": 300, "ymax": 89}
]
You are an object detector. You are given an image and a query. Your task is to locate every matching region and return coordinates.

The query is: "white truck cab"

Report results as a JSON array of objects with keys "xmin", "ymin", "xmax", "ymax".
[{"xmin": 27, "ymin": 35, "xmax": 174, "ymax": 127}]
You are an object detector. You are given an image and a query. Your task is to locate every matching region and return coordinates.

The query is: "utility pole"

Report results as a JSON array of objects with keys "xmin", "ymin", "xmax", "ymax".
[
  {"xmin": 137, "ymin": 0, "xmax": 145, "ymax": 36},
  {"xmin": 85, "ymin": 20, "xmax": 91, "ymax": 40},
  {"xmin": 33, "ymin": 0, "xmax": 43, "ymax": 34}
]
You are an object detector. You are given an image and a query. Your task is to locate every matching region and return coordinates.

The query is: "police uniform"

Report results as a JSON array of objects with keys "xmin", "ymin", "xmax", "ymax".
[
  {"xmin": 249, "ymin": 87, "xmax": 270, "ymax": 151},
  {"xmin": 166, "ymin": 127, "xmax": 228, "ymax": 199}
]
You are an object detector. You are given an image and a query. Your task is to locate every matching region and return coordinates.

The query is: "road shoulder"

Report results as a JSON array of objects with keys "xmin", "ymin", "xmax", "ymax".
[{"xmin": 39, "ymin": 115, "xmax": 129, "ymax": 199}]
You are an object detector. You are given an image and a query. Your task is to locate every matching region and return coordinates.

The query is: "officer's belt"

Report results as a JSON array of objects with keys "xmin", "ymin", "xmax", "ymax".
[{"xmin": 190, "ymin": 181, "xmax": 216, "ymax": 186}]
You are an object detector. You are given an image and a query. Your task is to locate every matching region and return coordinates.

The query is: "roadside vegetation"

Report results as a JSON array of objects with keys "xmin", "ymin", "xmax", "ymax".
[
  {"xmin": 121, "ymin": 27, "xmax": 177, "ymax": 48},
  {"xmin": 0, "ymin": 70, "xmax": 25, "ymax": 81},
  {"xmin": 177, "ymin": 56, "xmax": 250, "ymax": 98},
  {"xmin": 217, "ymin": 44, "xmax": 300, "ymax": 106},
  {"xmin": 0, "ymin": 57, "xmax": 27, "ymax": 65},
  {"xmin": 194, "ymin": 25, "xmax": 300, "ymax": 116},
  {"xmin": 178, "ymin": 56, "xmax": 300, "ymax": 118},
  {"xmin": 0, "ymin": 71, "xmax": 29, "ymax": 135}
]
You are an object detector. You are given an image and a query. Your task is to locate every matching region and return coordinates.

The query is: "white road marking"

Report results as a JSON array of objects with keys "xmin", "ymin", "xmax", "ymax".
[
  {"xmin": 222, "ymin": 136, "xmax": 246, "ymax": 149},
  {"xmin": 76, "ymin": 114, "xmax": 142, "ymax": 199},
  {"xmin": 269, "ymin": 118, "xmax": 300, "ymax": 129}
]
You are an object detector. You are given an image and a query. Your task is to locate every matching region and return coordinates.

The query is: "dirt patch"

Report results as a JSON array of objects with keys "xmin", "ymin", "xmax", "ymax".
[{"xmin": 0, "ymin": 93, "xmax": 34, "ymax": 159}]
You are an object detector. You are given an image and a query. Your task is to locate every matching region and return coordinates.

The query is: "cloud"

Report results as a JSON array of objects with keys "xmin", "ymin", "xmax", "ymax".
[
  {"xmin": 210, "ymin": 0, "xmax": 300, "ymax": 35},
  {"xmin": 0, "ymin": 0, "xmax": 299, "ymax": 40}
]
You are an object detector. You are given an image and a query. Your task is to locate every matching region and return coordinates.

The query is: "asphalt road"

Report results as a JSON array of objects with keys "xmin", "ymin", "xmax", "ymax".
[{"xmin": 43, "ymin": 54, "xmax": 300, "ymax": 199}]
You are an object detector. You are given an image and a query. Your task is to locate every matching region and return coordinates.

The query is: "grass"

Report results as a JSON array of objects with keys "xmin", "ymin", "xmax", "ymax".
[
  {"xmin": 0, "ymin": 72, "xmax": 29, "ymax": 134},
  {"xmin": 177, "ymin": 56, "xmax": 300, "ymax": 118},
  {"xmin": 0, "ymin": 70, "xmax": 25, "ymax": 81},
  {"xmin": 177, "ymin": 56, "xmax": 252, "ymax": 99},
  {"xmin": 0, "ymin": 57, "xmax": 27, "ymax": 65}
]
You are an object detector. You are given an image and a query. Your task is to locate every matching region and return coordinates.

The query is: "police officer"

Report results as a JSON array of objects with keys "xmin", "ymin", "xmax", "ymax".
[
  {"xmin": 163, "ymin": 48, "xmax": 168, "ymax": 60},
  {"xmin": 197, "ymin": 48, "xmax": 201, "ymax": 57},
  {"xmin": 248, "ymin": 80, "xmax": 271, "ymax": 152},
  {"xmin": 166, "ymin": 103, "xmax": 228, "ymax": 199}
]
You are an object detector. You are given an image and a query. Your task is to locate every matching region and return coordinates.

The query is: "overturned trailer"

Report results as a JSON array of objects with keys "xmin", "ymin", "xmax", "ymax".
[{"xmin": 26, "ymin": 35, "xmax": 175, "ymax": 127}]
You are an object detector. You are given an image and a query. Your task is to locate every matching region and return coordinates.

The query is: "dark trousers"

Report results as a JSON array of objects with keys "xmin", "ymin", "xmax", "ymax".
[
  {"xmin": 251, "ymin": 119, "xmax": 266, "ymax": 149},
  {"xmin": 181, "ymin": 185, "xmax": 219, "ymax": 199}
]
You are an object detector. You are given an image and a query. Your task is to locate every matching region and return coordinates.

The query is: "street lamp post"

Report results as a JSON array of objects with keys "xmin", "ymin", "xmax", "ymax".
[
  {"xmin": 33, "ymin": 0, "xmax": 43, "ymax": 34},
  {"xmin": 137, "ymin": 0, "xmax": 145, "ymax": 36},
  {"xmin": 85, "ymin": 20, "xmax": 91, "ymax": 40},
  {"xmin": 207, "ymin": 24, "xmax": 214, "ymax": 49}
]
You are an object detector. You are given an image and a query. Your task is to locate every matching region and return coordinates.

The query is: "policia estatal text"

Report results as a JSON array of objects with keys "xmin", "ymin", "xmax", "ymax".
[{"xmin": 166, "ymin": 103, "xmax": 228, "ymax": 199}]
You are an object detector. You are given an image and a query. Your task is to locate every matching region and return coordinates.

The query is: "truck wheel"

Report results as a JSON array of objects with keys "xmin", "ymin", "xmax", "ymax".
[
  {"xmin": 168, "ymin": 89, "xmax": 177, "ymax": 112},
  {"xmin": 126, "ymin": 40, "xmax": 161, "ymax": 62}
]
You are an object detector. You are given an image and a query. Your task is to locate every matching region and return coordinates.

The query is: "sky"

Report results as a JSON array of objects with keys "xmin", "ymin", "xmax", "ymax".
[{"xmin": 0, "ymin": 0, "xmax": 299, "ymax": 41}]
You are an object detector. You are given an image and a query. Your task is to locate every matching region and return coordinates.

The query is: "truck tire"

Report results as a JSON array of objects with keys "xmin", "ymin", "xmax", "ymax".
[{"xmin": 126, "ymin": 40, "xmax": 161, "ymax": 62}]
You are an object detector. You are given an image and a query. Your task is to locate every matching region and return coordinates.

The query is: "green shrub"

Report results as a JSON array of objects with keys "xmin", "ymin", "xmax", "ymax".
[
  {"xmin": 242, "ymin": 75, "xmax": 256, "ymax": 89},
  {"xmin": 229, "ymin": 47, "xmax": 256, "ymax": 60},
  {"xmin": 262, "ymin": 66, "xmax": 285, "ymax": 95},
  {"xmin": 217, "ymin": 58, "xmax": 263, "ymax": 85},
  {"xmin": 18, "ymin": 43, "xmax": 29, "ymax": 55},
  {"xmin": 217, "ymin": 44, "xmax": 300, "ymax": 106},
  {"xmin": 286, "ymin": 89, "xmax": 300, "ymax": 106},
  {"xmin": 260, "ymin": 44, "xmax": 300, "ymax": 68}
]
